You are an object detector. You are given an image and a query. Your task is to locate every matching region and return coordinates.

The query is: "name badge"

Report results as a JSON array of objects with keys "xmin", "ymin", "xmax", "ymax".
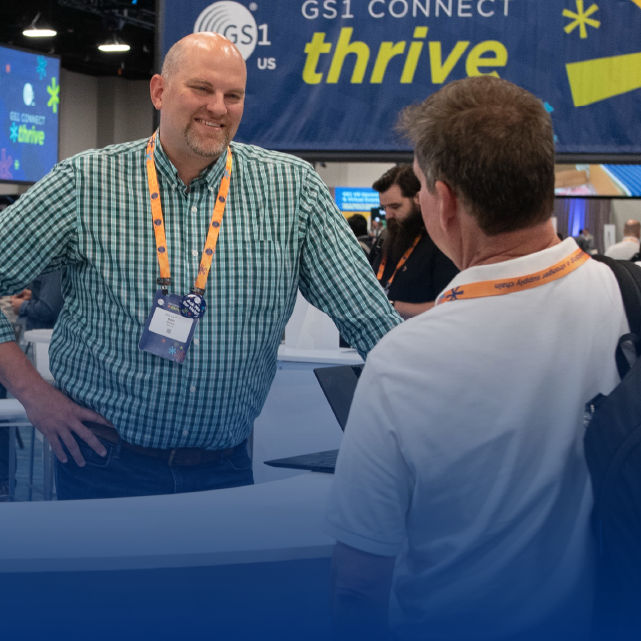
[{"xmin": 139, "ymin": 290, "xmax": 198, "ymax": 363}]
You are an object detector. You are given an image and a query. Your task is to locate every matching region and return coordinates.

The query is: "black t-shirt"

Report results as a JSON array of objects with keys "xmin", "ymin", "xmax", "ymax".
[{"xmin": 370, "ymin": 233, "xmax": 458, "ymax": 303}]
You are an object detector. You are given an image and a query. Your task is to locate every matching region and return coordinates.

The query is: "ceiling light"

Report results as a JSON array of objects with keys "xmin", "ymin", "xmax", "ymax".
[
  {"xmin": 98, "ymin": 35, "xmax": 131, "ymax": 53},
  {"xmin": 22, "ymin": 12, "xmax": 57, "ymax": 38}
]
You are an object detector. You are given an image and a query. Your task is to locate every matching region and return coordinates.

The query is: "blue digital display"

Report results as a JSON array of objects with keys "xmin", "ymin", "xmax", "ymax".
[
  {"xmin": 0, "ymin": 45, "xmax": 60, "ymax": 184},
  {"xmin": 334, "ymin": 187, "xmax": 380, "ymax": 212},
  {"xmin": 601, "ymin": 165, "xmax": 641, "ymax": 197}
]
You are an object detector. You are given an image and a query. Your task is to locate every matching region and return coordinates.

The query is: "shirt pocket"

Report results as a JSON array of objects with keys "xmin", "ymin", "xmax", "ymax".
[
  {"xmin": 243, "ymin": 238, "xmax": 287, "ymax": 316},
  {"xmin": 213, "ymin": 207, "xmax": 298, "ymax": 322}
]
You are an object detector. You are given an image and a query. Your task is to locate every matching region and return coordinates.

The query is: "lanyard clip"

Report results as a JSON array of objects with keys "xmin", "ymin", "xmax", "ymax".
[{"xmin": 156, "ymin": 277, "xmax": 171, "ymax": 295}]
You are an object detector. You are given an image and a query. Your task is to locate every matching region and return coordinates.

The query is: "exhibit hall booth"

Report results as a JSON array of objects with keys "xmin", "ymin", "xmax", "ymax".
[
  {"xmin": 2, "ymin": 2, "xmax": 641, "ymax": 639},
  {"xmin": 0, "ymin": 299, "xmax": 358, "ymax": 639},
  {"xmin": 0, "ymin": 30, "xmax": 360, "ymax": 641}
]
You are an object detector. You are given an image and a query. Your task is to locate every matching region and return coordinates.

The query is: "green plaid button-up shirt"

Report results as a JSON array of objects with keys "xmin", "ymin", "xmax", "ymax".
[{"xmin": 0, "ymin": 138, "xmax": 401, "ymax": 449}]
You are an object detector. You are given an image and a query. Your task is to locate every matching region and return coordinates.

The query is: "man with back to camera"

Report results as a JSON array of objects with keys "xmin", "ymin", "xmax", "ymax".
[
  {"xmin": 370, "ymin": 164, "xmax": 458, "ymax": 319},
  {"xmin": 326, "ymin": 76, "xmax": 630, "ymax": 640},
  {"xmin": 604, "ymin": 219, "xmax": 641, "ymax": 260},
  {"xmin": 0, "ymin": 32, "xmax": 401, "ymax": 500}
]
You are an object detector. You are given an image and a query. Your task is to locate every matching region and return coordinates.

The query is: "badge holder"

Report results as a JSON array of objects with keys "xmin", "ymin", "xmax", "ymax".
[{"xmin": 139, "ymin": 290, "xmax": 198, "ymax": 364}]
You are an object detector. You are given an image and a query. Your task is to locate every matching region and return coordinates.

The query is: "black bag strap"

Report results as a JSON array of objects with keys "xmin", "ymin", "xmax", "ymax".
[{"xmin": 592, "ymin": 254, "xmax": 641, "ymax": 377}]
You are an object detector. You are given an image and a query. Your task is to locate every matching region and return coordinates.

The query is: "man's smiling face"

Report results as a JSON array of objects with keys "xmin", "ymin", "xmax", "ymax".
[{"xmin": 152, "ymin": 35, "xmax": 246, "ymax": 175}]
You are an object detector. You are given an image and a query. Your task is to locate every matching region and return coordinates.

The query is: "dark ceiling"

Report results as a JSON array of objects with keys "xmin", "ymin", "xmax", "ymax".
[{"xmin": 0, "ymin": 0, "xmax": 157, "ymax": 80}]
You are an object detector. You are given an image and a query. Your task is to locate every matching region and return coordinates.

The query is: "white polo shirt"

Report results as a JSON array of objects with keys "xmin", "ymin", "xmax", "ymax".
[{"xmin": 326, "ymin": 238, "xmax": 629, "ymax": 640}]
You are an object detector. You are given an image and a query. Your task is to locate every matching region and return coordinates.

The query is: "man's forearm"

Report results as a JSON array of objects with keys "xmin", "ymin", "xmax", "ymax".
[
  {"xmin": 0, "ymin": 340, "xmax": 111, "ymax": 464},
  {"xmin": 0, "ymin": 340, "xmax": 51, "ymax": 406},
  {"xmin": 331, "ymin": 543, "xmax": 395, "ymax": 641}
]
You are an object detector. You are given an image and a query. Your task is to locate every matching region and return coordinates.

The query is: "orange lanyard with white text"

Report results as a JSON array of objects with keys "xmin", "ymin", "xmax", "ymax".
[
  {"xmin": 436, "ymin": 247, "xmax": 590, "ymax": 305},
  {"xmin": 145, "ymin": 131, "xmax": 232, "ymax": 298},
  {"xmin": 377, "ymin": 234, "xmax": 422, "ymax": 293}
]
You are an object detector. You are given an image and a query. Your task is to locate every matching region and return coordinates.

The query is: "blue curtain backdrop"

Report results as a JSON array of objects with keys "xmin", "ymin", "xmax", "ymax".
[
  {"xmin": 568, "ymin": 199, "xmax": 587, "ymax": 238},
  {"xmin": 553, "ymin": 198, "xmax": 612, "ymax": 252}
]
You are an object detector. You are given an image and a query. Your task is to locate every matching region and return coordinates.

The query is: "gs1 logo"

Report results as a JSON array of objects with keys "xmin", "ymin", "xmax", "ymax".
[{"xmin": 194, "ymin": 1, "xmax": 259, "ymax": 60}]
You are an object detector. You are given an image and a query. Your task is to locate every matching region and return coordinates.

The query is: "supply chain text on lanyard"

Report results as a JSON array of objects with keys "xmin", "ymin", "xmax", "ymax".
[{"xmin": 436, "ymin": 247, "xmax": 590, "ymax": 305}]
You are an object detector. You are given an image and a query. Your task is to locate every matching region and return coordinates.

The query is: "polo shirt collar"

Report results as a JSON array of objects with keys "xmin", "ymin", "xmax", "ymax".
[{"xmin": 445, "ymin": 237, "xmax": 582, "ymax": 291}]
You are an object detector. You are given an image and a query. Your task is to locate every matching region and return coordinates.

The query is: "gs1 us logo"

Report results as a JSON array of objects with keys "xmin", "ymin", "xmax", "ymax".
[{"xmin": 194, "ymin": 1, "xmax": 276, "ymax": 69}]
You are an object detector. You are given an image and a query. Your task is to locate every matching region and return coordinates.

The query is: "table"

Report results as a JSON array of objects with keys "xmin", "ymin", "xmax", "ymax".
[{"xmin": 0, "ymin": 473, "xmax": 336, "ymax": 640}]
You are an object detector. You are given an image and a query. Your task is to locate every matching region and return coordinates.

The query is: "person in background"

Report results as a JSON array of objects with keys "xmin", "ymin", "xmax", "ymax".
[
  {"xmin": 370, "ymin": 164, "xmax": 458, "ymax": 319},
  {"xmin": 11, "ymin": 270, "xmax": 64, "ymax": 331},
  {"xmin": 327, "ymin": 76, "xmax": 628, "ymax": 640},
  {"xmin": 604, "ymin": 219, "xmax": 641, "ymax": 260},
  {"xmin": 575, "ymin": 228, "xmax": 596, "ymax": 254},
  {"xmin": 0, "ymin": 32, "xmax": 400, "ymax": 500},
  {"xmin": 347, "ymin": 214, "xmax": 372, "ymax": 255},
  {"xmin": 368, "ymin": 208, "xmax": 385, "ymax": 246}
]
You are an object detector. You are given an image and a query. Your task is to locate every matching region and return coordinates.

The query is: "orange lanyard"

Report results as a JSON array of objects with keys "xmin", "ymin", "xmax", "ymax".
[
  {"xmin": 377, "ymin": 234, "xmax": 422, "ymax": 291},
  {"xmin": 436, "ymin": 247, "xmax": 590, "ymax": 305},
  {"xmin": 145, "ymin": 131, "xmax": 233, "ymax": 294}
]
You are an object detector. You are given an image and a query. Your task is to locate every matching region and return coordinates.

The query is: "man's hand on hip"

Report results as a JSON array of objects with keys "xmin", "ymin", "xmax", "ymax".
[
  {"xmin": 22, "ymin": 382, "xmax": 111, "ymax": 466},
  {"xmin": 0, "ymin": 340, "xmax": 111, "ymax": 466}
]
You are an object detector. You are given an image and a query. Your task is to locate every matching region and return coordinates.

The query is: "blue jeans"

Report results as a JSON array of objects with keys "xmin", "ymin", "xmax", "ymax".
[{"xmin": 55, "ymin": 434, "xmax": 254, "ymax": 500}]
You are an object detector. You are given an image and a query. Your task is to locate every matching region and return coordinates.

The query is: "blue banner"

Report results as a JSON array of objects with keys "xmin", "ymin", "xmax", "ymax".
[{"xmin": 161, "ymin": 1, "xmax": 641, "ymax": 155}]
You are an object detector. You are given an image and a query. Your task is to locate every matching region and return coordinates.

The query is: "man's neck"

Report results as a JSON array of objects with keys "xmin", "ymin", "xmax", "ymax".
[
  {"xmin": 171, "ymin": 154, "xmax": 216, "ymax": 187},
  {"xmin": 157, "ymin": 134, "xmax": 221, "ymax": 186},
  {"xmin": 460, "ymin": 219, "xmax": 561, "ymax": 270}
]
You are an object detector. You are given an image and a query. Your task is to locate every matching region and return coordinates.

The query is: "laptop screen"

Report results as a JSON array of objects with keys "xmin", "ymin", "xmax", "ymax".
[{"xmin": 313, "ymin": 365, "xmax": 363, "ymax": 431}]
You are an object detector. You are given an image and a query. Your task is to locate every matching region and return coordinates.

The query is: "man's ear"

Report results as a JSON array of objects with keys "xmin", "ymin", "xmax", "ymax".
[
  {"xmin": 434, "ymin": 180, "xmax": 457, "ymax": 233},
  {"xmin": 149, "ymin": 74, "xmax": 164, "ymax": 110}
]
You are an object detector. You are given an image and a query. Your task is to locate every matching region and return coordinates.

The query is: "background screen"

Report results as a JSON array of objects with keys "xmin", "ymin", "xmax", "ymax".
[
  {"xmin": 0, "ymin": 45, "xmax": 60, "ymax": 184},
  {"xmin": 555, "ymin": 164, "xmax": 641, "ymax": 198}
]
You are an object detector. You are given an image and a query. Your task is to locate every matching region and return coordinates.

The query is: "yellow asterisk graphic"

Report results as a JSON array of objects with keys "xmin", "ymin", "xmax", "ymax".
[
  {"xmin": 563, "ymin": 1, "xmax": 600, "ymax": 39},
  {"xmin": 47, "ymin": 77, "xmax": 60, "ymax": 113}
]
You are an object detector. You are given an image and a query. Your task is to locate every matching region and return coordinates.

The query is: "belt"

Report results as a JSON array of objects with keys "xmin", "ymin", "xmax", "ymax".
[{"xmin": 85, "ymin": 422, "xmax": 246, "ymax": 467}]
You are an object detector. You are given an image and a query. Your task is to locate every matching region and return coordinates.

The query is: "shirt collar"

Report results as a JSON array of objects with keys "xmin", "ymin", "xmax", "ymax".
[
  {"xmin": 444, "ymin": 237, "xmax": 582, "ymax": 291},
  {"xmin": 152, "ymin": 135, "xmax": 230, "ymax": 190}
]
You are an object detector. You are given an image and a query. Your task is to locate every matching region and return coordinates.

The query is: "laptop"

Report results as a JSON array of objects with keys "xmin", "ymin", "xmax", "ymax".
[{"xmin": 263, "ymin": 364, "xmax": 363, "ymax": 473}]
